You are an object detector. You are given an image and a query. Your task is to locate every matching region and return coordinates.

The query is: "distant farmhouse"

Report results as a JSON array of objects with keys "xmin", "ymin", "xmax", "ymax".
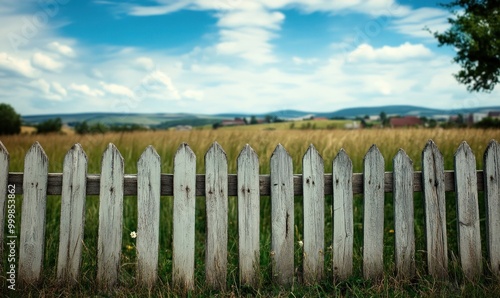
[{"xmin": 390, "ymin": 116, "xmax": 423, "ymax": 128}]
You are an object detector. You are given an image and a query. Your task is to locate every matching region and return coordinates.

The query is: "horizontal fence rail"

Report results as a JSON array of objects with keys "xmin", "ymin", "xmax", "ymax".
[{"xmin": 0, "ymin": 139, "xmax": 499, "ymax": 291}]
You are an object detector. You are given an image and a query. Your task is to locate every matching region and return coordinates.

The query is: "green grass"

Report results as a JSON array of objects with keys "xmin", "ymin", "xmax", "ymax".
[{"xmin": 1, "ymin": 129, "xmax": 500, "ymax": 297}]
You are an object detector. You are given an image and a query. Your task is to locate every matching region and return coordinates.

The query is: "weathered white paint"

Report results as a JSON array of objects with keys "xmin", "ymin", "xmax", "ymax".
[
  {"xmin": 422, "ymin": 140, "xmax": 448, "ymax": 279},
  {"xmin": 97, "ymin": 143, "xmax": 124, "ymax": 289},
  {"xmin": 57, "ymin": 144, "xmax": 88, "ymax": 284},
  {"xmin": 0, "ymin": 141, "xmax": 9, "ymax": 272},
  {"xmin": 332, "ymin": 149, "xmax": 353, "ymax": 280},
  {"xmin": 237, "ymin": 144, "xmax": 260, "ymax": 287},
  {"xmin": 270, "ymin": 144, "xmax": 294, "ymax": 286},
  {"xmin": 19, "ymin": 142, "xmax": 48, "ymax": 285},
  {"xmin": 362, "ymin": 145, "xmax": 384, "ymax": 280},
  {"xmin": 205, "ymin": 142, "xmax": 228, "ymax": 290},
  {"xmin": 137, "ymin": 146, "xmax": 161, "ymax": 288},
  {"xmin": 484, "ymin": 140, "xmax": 500, "ymax": 278},
  {"xmin": 172, "ymin": 143, "xmax": 196, "ymax": 290},
  {"xmin": 454, "ymin": 142, "xmax": 482, "ymax": 280},
  {"xmin": 302, "ymin": 144, "xmax": 324, "ymax": 284},
  {"xmin": 393, "ymin": 149, "xmax": 415, "ymax": 279}
]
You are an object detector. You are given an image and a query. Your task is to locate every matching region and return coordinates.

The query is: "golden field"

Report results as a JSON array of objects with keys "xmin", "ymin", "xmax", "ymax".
[{"xmin": 1, "ymin": 128, "xmax": 498, "ymax": 173}]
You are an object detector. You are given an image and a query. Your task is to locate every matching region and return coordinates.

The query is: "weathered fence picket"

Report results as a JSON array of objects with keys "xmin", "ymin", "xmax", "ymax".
[
  {"xmin": 136, "ymin": 146, "xmax": 161, "ymax": 287},
  {"xmin": 455, "ymin": 142, "xmax": 482, "ymax": 280},
  {"xmin": 362, "ymin": 145, "xmax": 385, "ymax": 280},
  {"xmin": 172, "ymin": 143, "xmax": 196, "ymax": 290},
  {"xmin": 19, "ymin": 142, "xmax": 48, "ymax": 285},
  {"xmin": 332, "ymin": 149, "xmax": 353, "ymax": 280},
  {"xmin": 97, "ymin": 144, "xmax": 124, "ymax": 289},
  {"xmin": 57, "ymin": 144, "xmax": 88, "ymax": 284},
  {"xmin": 205, "ymin": 142, "xmax": 228, "ymax": 290},
  {"xmin": 237, "ymin": 144, "xmax": 260, "ymax": 287},
  {"xmin": 484, "ymin": 140, "xmax": 500, "ymax": 278},
  {"xmin": 2, "ymin": 138, "xmax": 499, "ymax": 292},
  {"xmin": 0, "ymin": 141, "xmax": 8, "ymax": 272},
  {"xmin": 271, "ymin": 144, "xmax": 294, "ymax": 286},
  {"xmin": 422, "ymin": 140, "xmax": 448, "ymax": 279},
  {"xmin": 302, "ymin": 144, "xmax": 325, "ymax": 284},
  {"xmin": 393, "ymin": 149, "xmax": 415, "ymax": 279}
]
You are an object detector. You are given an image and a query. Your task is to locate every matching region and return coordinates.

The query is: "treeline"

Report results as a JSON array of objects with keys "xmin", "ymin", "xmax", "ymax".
[{"xmin": 74, "ymin": 122, "xmax": 149, "ymax": 134}]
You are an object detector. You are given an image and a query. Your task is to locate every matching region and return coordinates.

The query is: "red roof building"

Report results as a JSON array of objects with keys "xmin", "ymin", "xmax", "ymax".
[
  {"xmin": 389, "ymin": 116, "xmax": 423, "ymax": 128},
  {"xmin": 221, "ymin": 119, "xmax": 246, "ymax": 126}
]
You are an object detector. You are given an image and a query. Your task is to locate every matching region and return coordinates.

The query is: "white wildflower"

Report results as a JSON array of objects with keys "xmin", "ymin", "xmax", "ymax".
[
  {"xmin": 130, "ymin": 231, "xmax": 137, "ymax": 238},
  {"xmin": 298, "ymin": 240, "xmax": 303, "ymax": 248}
]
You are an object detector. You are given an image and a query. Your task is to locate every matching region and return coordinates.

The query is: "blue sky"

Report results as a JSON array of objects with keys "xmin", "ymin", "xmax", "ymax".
[{"xmin": 0, "ymin": 0, "xmax": 497, "ymax": 116}]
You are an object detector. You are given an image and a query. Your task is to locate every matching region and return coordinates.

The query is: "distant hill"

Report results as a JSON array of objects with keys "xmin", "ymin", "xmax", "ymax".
[{"xmin": 22, "ymin": 105, "xmax": 500, "ymax": 127}]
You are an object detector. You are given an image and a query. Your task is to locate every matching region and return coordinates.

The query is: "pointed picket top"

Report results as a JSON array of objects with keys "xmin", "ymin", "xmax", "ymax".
[
  {"xmin": 175, "ymin": 143, "xmax": 196, "ymax": 162},
  {"xmin": 25, "ymin": 141, "xmax": 48, "ymax": 164},
  {"xmin": 334, "ymin": 148, "xmax": 351, "ymax": 165},
  {"xmin": 422, "ymin": 140, "xmax": 444, "ymax": 163},
  {"xmin": 101, "ymin": 143, "xmax": 124, "ymax": 167},
  {"xmin": 0, "ymin": 140, "xmax": 9, "ymax": 157},
  {"xmin": 139, "ymin": 145, "xmax": 160, "ymax": 164},
  {"xmin": 303, "ymin": 144, "xmax": 323, "ymax": 165},
  {"xmin": 484, "ymin": 139, "xmax": 500, "ymax": 278},
  {"xmin": 364, "ymin": 144, "xmax": 383, "ymax": 162},
  {"xmin": 238, "ymin": 144, "xmax": 258, "ymax": 162},
  {"xmin": 455, "ymin": 141, "xmax": 474, "ymax": 159},
  {"xmin": 65, "ymin": 143, "xmax": 88, "ymax": 163},
  {"xmin": 394, "ymin": 149, "xmax": 413, "ymax": 168},
  {"xmin": 271, "ymin": 143, "xmax": 291, "ymax": 159},
  {"xmin": 206, "ymin": 141, "xmax": 227, "ymax": 157}
]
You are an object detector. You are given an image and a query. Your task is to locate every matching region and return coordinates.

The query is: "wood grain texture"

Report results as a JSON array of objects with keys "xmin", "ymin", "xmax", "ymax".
[
  {"xmin": 237, "ymin": 144, "xmax": 260, "ymax": 287},
  {"xmin": 422, "ymin": 140, "xmax": 448, "ymax": 279},
  {"xmin": 393, "ymin": 149, "xmax": 415, "ymax": 280},
  {"xmin": 362, "ymin": 145, "xmax": 385, "ymax": 280},
  {"xmin": 172, "ymin": 143, "xmax": 196, "ymax": 291},
  {"xmin": 302, "ymin": 144, "xmax": 324, "ymax": 284},
  {"xmin": 0, "ymin": 141, "xmax": 9, "ymax": 272},
  {"xmin": 454, "ymin": 142, "xmax": 482, "ymax": 280},
  {"xmin": 205, "ymin": 142, "xmax": 228, "ymax": 290},
  {"xmin": 484, "ymin": 140, "xmax": 500, "ymax": 278},
  {"xmin": 137, "ymin": 146, "xmax": 161, "ymax": 288},
  {"xmin": 270, "ymin": 144, "xmax": 294, "ymax": 286},
  {"xmin": 332, "ymin": 149, "xmax": 353, "ymax": 280},
  {"xmin": 97, "ymin": 143, "xmax": 124, "ymax": 289},
  {"xmin": 19, "ymin": 142, "xmax": 48, "ymax": 285},
  {"xmin": 57, "ymin": 144, "xmax": 88, "ymax": 284}
]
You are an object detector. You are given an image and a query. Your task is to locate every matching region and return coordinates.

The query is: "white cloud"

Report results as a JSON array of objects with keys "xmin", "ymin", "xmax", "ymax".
[
  {"xmin": 48, "ymin": 42, "xmax": 76, "ymax": 57},
  {"xmin": 348, "ymin": 42, "xmax": 433, "ymax": 62},
  {"xmin": 391, "ymin": 7, "xmax": 450, "ymax": 39},
  {"xmin": 32, "ymin": 52, "xmax": 64, "ymax": 72},
  {"xmin": 29, "ymin": 79, "xmax": 66, "ymax": 101},
  {"xmin": 69, "ymin": 83, "xmax": 104, "ymax": 97},
  {"xmin": 0, "ymin": 52, "xmax": 38, "ymax": 78},
  {"xmin": 182, "ymin": 89, "xmax": 204, "ymax": 101},
  {"xmin": 134, "ymin": 57, "xmax": 154, "ymax": 71},
  {"xmin": 100, "ymin": 81, "xmax": 135, "ymax": 98},
  {"xmin": 292, "ymin": 56, "xmax": 318, "ymax": 65}
]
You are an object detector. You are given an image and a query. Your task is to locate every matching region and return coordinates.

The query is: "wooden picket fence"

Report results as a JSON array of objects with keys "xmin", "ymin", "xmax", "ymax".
[{"xmin": 0, "ymin": 139, "xmax": 499, "ymax": 291}]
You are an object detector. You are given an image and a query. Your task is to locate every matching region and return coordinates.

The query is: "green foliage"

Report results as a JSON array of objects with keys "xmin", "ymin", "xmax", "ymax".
[
  {"xmin": 475, "ymin": 117, "xmax": 500, "ymax": 128},
  {"xmin": 36, "ymin": 118, "xmax": 62, "ymax": 134},
  {"xmin": 0, "ymin": 103, "xmax": 21, "ymax": 135},
  {"xmin": 250, "ymin": 115, "xmax": 258, "ymax": 124},
  {"xmin": 432, "ymin": 0, "xmax": 500, "ymax": 92}
]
